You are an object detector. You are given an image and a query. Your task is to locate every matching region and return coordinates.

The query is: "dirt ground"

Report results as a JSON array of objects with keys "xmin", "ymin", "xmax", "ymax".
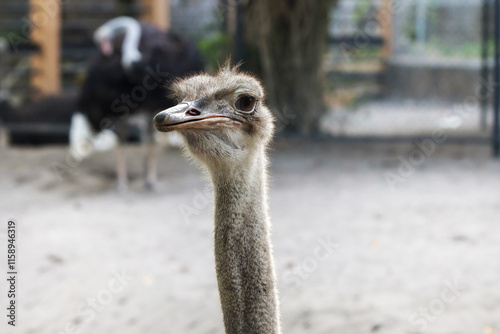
[{"xmin": 0, "ymin": 139, "xmax": 499, "ymax": 334}]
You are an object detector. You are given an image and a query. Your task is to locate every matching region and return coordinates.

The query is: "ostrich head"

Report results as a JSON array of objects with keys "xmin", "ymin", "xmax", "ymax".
[
  {"xmin": 154, "ymin": 66, "xmax": 274, "ymax": 168},
  {"xmin": 93, "ymin": 16, "xmax": 142, "ymax": 69}
]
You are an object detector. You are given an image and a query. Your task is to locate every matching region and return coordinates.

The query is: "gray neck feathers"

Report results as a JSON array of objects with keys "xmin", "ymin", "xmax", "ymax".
[{"xmin": 209, "ymin": 149, "xmax": 281, "ymax": 334}]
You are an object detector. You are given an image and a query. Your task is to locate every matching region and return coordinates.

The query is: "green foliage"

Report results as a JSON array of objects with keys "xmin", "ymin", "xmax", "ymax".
[
  {"xmin": 402, "ymin": 2, "xmax": 440, "ymax": 42},
  {"xmin": 197, "ymin": 33, "xmax": 232, "ymax": 73},
  {"xmin": 353, "ymin": 0, "xmax": 371, "ymax": 25},
  {"xmin": 426, "ymin": 0, "xmax": 440, "ymax": 23},
  {"xmin": 353, "ymin": 45, "xmax": 382, "ymax": 59},
  {"xmin": 427, "ymin": 38, "xmax": 493, "ymax": 59}
]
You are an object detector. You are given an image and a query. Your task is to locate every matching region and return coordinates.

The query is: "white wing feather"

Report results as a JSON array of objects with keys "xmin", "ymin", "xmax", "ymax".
[{"xmin": 69, "ymin": 113, "xmax": 119, "ymax": 160}]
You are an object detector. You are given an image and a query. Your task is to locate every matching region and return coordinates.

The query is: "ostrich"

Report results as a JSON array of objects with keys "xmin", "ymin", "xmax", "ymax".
[
  {"xmin": 153, "ymin": 66, "xmax": 281, "ymax": 333},
  {"xmin": 71, "ymin": 17, "xmax": 204, "ymax": 189}
]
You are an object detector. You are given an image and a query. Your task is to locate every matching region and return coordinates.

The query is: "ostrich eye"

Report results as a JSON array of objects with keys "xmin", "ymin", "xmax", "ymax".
[{"xmin": 235, "ymin": 95, "xmax": 256, "ymax": 113}]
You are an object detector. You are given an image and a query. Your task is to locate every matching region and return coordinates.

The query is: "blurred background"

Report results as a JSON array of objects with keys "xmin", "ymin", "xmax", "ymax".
[{"xmin": 0, "ymin": 0, "xmax": 499, "ymax": 333}]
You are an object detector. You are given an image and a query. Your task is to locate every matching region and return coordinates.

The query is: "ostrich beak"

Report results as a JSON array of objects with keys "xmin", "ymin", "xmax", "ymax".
[{"xmin": 154, "ymin": 102, "xmax": 241, "ymax": 132}]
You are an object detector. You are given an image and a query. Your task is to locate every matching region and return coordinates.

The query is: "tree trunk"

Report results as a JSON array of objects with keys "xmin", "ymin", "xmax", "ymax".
[{"xmin": 244, "ymin": 0, "xmax": 336, "ymax": 134}]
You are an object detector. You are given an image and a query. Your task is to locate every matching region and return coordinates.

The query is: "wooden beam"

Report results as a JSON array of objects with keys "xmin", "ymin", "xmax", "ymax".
[
  {"xmin": 141, "ymin": 0, "xmax": 170, "ymax": 31},
  {"xmin": 378, "ymin": 0, "xmax": 393, "ymax": 60},
  {"xmin": 29, "ymin": 0, "xmax": 61, "ymax": 98}
]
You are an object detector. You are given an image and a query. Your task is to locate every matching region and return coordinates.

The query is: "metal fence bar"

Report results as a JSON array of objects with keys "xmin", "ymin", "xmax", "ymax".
[
  {"xmin": 233, "ymin": 0, "xmax": 245, "ymax": 64},
  {"xmin": 493, "ymin": 0, "xmax": 500, "ymax": 157},
  {"xmin": 416, "ymin": 0, "xmax": 428, "ymax": 51},
  {"xmin": 480, "ymin": 0, "xmax": 491, "ymax": 130}
]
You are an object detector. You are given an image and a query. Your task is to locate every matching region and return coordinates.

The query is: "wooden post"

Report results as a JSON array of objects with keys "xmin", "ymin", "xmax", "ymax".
[
  {"xmin": 141, "ymin": 0, "xmax": 170, "ymax": 31},
  {"xmin": 378, "ymin": 0, "xmax": 393, "ymax": 59},
  {"xmin": 30, "ymin": 0, "xmax": 61, "ymax": 98}
]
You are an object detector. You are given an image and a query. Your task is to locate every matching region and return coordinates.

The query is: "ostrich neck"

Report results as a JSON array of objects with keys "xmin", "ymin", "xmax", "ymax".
[
  {"xmin": 210, "ymin": 150, "xmax": 281, "ymax": 334},
  {"xmin": 120, "ymin": 19, "xmax": 142, "ymax": 67}
]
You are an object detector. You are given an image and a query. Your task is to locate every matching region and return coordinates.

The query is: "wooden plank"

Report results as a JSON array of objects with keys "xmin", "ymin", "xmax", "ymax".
[
  {"xmin": 4, "ymin": 123, "xmax": 69, "ymax": 134},
  {"xmin": 29, "ymin": 0, "xmax": 61, "ymax": 97},
  {"xmin": 140, "ymin": 0, "xmax": 170, "ymax": 31},
  {"xmin": 378, "ymin": 0, "xmax": 393, "ymax": 59}
]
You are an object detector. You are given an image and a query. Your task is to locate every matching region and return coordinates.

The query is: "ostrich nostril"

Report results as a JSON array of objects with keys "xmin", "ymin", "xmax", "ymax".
[
  {"xmin": 186, "ymin": 109, "xmax": 201, "ymax": 116},
  {"xmin": 153, "ymin": 113, "xmax": 167, "ymax": 125}
]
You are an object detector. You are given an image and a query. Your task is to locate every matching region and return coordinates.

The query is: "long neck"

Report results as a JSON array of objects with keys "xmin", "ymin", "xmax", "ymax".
[
  {"xmin": 114, "ymin": 18, "xmax": 142, "ymax": 68},
  {"xmin": 210, "ymin": 150, "xmax": 281, "ymax": 334}
]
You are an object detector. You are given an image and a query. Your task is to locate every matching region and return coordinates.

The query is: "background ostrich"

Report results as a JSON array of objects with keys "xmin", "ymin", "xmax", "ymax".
[
  {"xmin": 72, "ymin": 17, "xmax": 205, "ymax": 189},
  {"xmin": 153, "ymin": 66, "xmax": 281, "ymax": 334}
]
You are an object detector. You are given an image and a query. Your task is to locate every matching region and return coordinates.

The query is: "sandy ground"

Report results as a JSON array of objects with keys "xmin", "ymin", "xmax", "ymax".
[{"xmin": 0, "ymin": 139, "xmax": 499, "ymax": 334}]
